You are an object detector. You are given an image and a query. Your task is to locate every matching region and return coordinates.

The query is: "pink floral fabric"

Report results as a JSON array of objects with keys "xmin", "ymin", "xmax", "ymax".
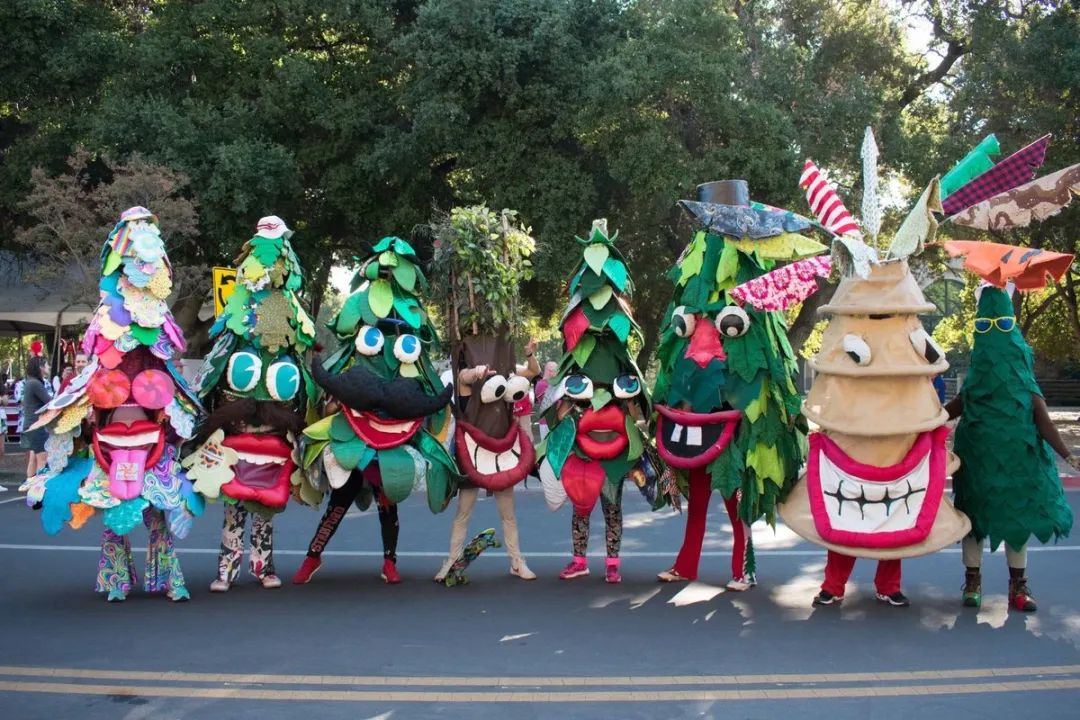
[{"xmin": 730, "ymin": 256, "xmax": 832, "ymax": 311}]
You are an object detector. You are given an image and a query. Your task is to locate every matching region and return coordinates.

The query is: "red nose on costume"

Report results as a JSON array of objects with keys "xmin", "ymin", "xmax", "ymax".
[{"xmin": 684, "ymin": 316, "xmax": 726, "ymax": 368}]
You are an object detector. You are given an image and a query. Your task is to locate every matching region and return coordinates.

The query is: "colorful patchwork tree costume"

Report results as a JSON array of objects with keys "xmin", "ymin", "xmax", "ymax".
[
  {"xmin": 21, "ymin": 206, "xmax": 204, "ymax": 602},
  {"xmin": 653, "ymin": 180, "xmax": 818, "ymax": 590},
  {"xmin": 779, "ymin": 141, "xmax": 971, "ymax": 607},
  {"xmin": 293, "ymin": 236, "xmax": 456, "ymax": 585},
  {"xmin": 429, "ymin": 205, "xmax": 540, "ymax": 583},
  {"xmin": 184, "ymin": 216, "xmax": 319, "ymax": 592},
  {"xmin": 536, "ymin": 220, "xmax": 656, "ymax": 584}
]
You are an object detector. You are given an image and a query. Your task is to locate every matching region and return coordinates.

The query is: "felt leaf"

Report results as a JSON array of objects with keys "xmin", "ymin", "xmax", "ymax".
[
  {"xmin": 103, "ymin": 250, "xmax": 122, "ymax": 276},
  {"xmin": 545, "ymin": 415, "xmax": 577, "ymax": 478},
  {"xmin": 678, "ymin": 233, "xmax": 706, "ymax": 285},
  {"xmin": 625, "ymin": 414, "xmax": 643, "ymax": 460},
  {"xmin": 303, "ymin": 415, "xmax": 335, "ymax": 442},
  {"xmin": 608, "ymin": 313, "xmax": 631, "ymax": 343},
  {"xmin": 303, "ymin": 439, "xmax": 330, "ymax": 469},
  {"xmin": 418, "ymin": 429, "xmax": 457, "ymax": 471},
  {"xmin": 104, "ymin": 498, "xmax": 150, "ymax": 536},
  {"xmin": 561, "ymin": 454, "xmax": 605, "ymax": 513},
  {"xmin": 716, "ymin": 242, "xmax": 740, "ymax": 285},
  {"xmin": 425, "ymin": 458, "xmax": 454, "ymax": 513},
  {"xmin": 393, "ymin": 260, "xmax": 417, "ymax": 292},
  {"xmin": 369, "ymin": 279, "xmax": 393, "ymax": 318},
  {"xmin": 69, "ymin": 502, "xmax": 95, "ymax": 530},
  {"xmin": 365, "ymin": 262, "xmax": 380, "ymax": 281},
  {"xmin": 379, "ymin": 251, "xmax": 399, "ymax": 267},
  {"xmin": 377, "ymin": 446, "xmax": 416, "ymax": 504},
  {"xmin": 129, "ymin": 325, "xmax": 161, "ymax": 346},
  {"xmin": 330, "ymin": 412, "xmax": 356, "ymax": 442},
  {"xmin": 562, "ymin": 307, "xmax": 590, "ymax": 350},
  {"xmin": 590, "ymin": 386, "xmax": 613, "ymax": 411},
  {"xmin": 571, "ymin": 333, "xmax": 596, "ymax": 367},
  {"xmin": 589, "ymin": 285, "xmax": 613, "ymax": 310},
  {"xmin": 746, "ymin": 444, "xmax": 784, "ymax": 488},
  {"xmin": 393, "ymin": 295, "xmax": 423, "ymax": 328},
  {"xmin": 399, "ymin": 362, "xmax": 419, "ymax": 378},
  {"xmin": 332, "ymin": 437, "xmax": 370, "ymax": 470},
  {"xmin": 584, "ymin": 244, "xmax": 609, "ymax": 275},
  {"xmin": 372, "ymin": 237, "xmax": 394, "ymax": 252},
  {"xmin": 392, "ymin": 238, "xmax": 418, "ymax": 258},
  {"xmin": 602, "ymin": 257, "xmax": 628, "ymax": 291}
]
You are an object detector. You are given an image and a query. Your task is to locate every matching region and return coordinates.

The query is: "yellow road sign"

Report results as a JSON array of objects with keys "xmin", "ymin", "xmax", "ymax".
[{"xmin": 212, "ymin": 267, "xmax": 237, "ymax": 317}]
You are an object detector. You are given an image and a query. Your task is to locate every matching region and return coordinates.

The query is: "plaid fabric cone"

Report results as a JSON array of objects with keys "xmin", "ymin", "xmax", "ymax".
[{"xmin": 942, "ymin": 135, "xmax": 1051, "ymax": 216}]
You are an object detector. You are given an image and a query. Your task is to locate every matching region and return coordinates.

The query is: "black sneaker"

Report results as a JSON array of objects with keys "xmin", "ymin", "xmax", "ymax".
[
  {"xmin": 812, "ymin": 590, "xmax": 843, "ymax": 607},
  {"xmin": 876, "ymin": 591, "xmax": 911, "ymax": 607}
]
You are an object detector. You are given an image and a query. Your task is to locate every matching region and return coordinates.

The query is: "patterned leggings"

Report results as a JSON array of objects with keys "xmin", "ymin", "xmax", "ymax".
[
  {"xmin": 218, "ymin": 503, "xmax": 275, "ymax": 582},
  {"xmin": 96, "ymin": 507, "xmax": 187, "ymax": 599},
  {"xmin": 571, "ymin": 482, "xmax": 623, "ymax": 558},
  {"xmin": 306, "ymin": 469, "xmax": 399, "ymax": 561}
]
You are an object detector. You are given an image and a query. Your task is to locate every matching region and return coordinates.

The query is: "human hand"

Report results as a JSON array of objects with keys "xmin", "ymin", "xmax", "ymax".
[{"xmin": 524, "ymin": 338, "xmax": 538, "ymax": 356}]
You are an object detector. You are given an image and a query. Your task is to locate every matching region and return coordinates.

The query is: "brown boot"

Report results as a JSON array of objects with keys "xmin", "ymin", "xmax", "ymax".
[
  {"xmin": 962, "ymin": 568, "xmax": 981, "ymax": 608},
  {"xmin": 1008, "ymin": 575, "xmax": 1037, "ymax": 612}
]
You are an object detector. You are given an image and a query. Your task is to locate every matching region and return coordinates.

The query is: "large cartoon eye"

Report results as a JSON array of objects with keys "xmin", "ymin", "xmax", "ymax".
[
  {"xmin": 266, "ymin": 359, "xmax": 301, "ymax": 401},
  {"xmin": 671, "ymin": 306, "xmax": 696, "ymax": 338},
  {"xmin": 715, "ymin": 306, "xmax": 751, "ymax": 338},
  {"xmin": 227, "ymin": 351, "xmax": 262, "ymax": 392},
  {"xmin": 480, "ymin": 374, "xmax": 508, "ymax": 403},
  {"xmin": 355, "ymin": 325, "xmax": 384, "ymax": 356},
  {"xmin": 393, "ymin": 334, "xmax": 421, "ymax": 364},
  {"xmin": 504, "ymin": 374, "xmax": 531, "ymax": 403},
  {"xmin": 564, "ymin": 374, "xmax": 594, "ymax": 401},
  {"xmin": 909, "ymin": 328, "xmax": 944, "ymax": 365},
  {"xmin": 842, "ymin": 334, "xmax": 871, "ymax": 366},
  {"xmin": 613, "ymin": 374, "xmax": 641, "ymax": 399}
]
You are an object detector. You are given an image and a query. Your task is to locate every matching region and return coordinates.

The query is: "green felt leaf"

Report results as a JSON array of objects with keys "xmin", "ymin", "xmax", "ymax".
[
  {"xmin": 590, "ymin": 386, "xmax": 613, "ymax": 411},
  {"xmin": 425, "ymin": 458, "xmax": 453, "ymax": 513},
  {"xmin": 303, "ymin": 439, "xmax": 329, "ymax": 469},
  {"xmin": 377, "ymin": 445, "xmax": 416, "ymax": 504},
  {"xmin": 545, "ymin": 415, "xmax": 576, "ymax": 478},
  {"xmin": 379, "ymin": 251, "xmax": 399, "ymax": 267},
  {"xmin": 571, "ymin": 333, "xmax": 596, "ymax": 366},
  {"xmin": 285, "ymin": 272, "xmax": 302, "ymax": 291},
  {"xmin": 369, "ymin": 279, "xmax": 393, "ymax": 318},
  {"xmin": 372, "ymin": 237, "xmax": 394, "ymax": 252},
  {"xmin": 304, "ymin": 415, "xmax": 335, "ymax": 442},
  {"xmin": 103, "ymin": 250, "xmax": 122, "ymax": 276},
  {"xmin": 417, "ymin": 429, "xmax": 456, "ymax": 471},
  {"xmin": 678, "ymin": 233, "xmax": 706, "ymax": 285},
  {"xmin": 393, "ymin": 294, "xmax": 423, "ymax": 328},
  {"xmin": 608, "ymin": 313, "xmax": 631, "ymax": 343},
  {"xmin": 331, "ymin": 437, "xmax": 369, "ymax": 470},
  {"xmin": 330, "ymin": 412, "xmax": 356, "ymax": 442},
  {"xmin": 584, "ymin": 244, "xmax": 610, "ymax": 275},
  {"xmin": 569, "ymin": 267, "xmax": 585, "ymax": 296},
  {"xmin": 130, "ymin": 325, "xmax": 160, "ymax": 346},
  {"xmin": 589, "ymin": 285, "xmax": 613, "ymax": 310},
  {"xmin": 334, "ymin": 293, "xmax": 364, "ymax": 335},
  {"xmin": 717, "ymin": 243, "xmax": 740, "ymax": 286},
  {"xmin": 365, "ymin": 262, "xmax": 380, "ymax": 281},
  {"xmin": 393, "ymin": 238, "xmax": 417, "ymax": 258},
  {"xmin": 602, "ymin": 257, "xmax": 628, "ymax": 291},
  {"xmin": 625, "ymin": 414, "xmax": 643, "ymax": 460},
  {"xmin": 393, "ymin": 260, "xmax": 417, "ymax": 292}
]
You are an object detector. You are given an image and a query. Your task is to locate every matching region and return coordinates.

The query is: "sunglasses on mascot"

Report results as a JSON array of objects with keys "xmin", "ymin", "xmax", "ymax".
[{"xmin": 973, "ymin": 316, "xmax": 1015, "ymax": 333}]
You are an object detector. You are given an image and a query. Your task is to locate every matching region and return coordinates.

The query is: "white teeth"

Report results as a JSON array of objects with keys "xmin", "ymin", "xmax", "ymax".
[
  {"xmin": 236, "ymin": 451, "xmax": 287, "ymax": 466},
  {"xmin": 368, "ymin": 418, "xmax": 416, "ymax": 434},
  {"xmin": 861, "ymin": 502, "xmax": 887, "ymax": 526},
  {"xmin": 840, "ymin": 482, "xmax": 862, "ymax": 500},
  {"xmin": 862, "ymin": 482, "xmax": 887, "ymax": 503},
  {"xmin": 670, "ymin": 423, "xmax": 684, "ymax": 442},
  {"xmin": 463, "ymin": 434, "xmax": 478, "ymax": 457},
  {"xmin": 685, "ymin": 426, "xmax": 703, "ymax": 447},
  {"xmin": 814, "ymin": 448, "xmax": 935, "ymax": 534},
  {"xmin": 824, "ymin": 494, "xmax": 842, "ymax": 518},
  {"xmin": 98, "ymin": 430, "xmax": 159, "ymax": 447},
  {"xmin": 466, "ymin": 432, "xmax": 522, "ymax": 476},
  {"xmin": 473, "ymin": 445, "xmax": 500, "ymax": 475}
]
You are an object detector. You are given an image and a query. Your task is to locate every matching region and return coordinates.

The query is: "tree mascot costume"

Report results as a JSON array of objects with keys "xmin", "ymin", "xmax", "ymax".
[
  {"xmin": 21, "ymin": 206, "xmax": 204, "ymax": 602},
  {"xmin": 536, "ymin": 219, "xmax": 656, "ymax": 584},
  {"xmin": 184, "ymin": 216, "xmax": 319, "ymax": 592},
  {"xmin": 293, "ymin": 235, "xmax": 456, "ymax": 585},
  {"xmin": 652, "ymin": 179, "xmax": 820, "ymax": 590},
  {"xmin": 429, "ymin": 206, "xmax": 540, "ymax": 583},
  {"xmin": 780, "ymin": 133, "xmax": 971, "ymax": 607},
  {"xmin": 936, "ymin": 134, "xmax": 1080, "ymax": 611}
]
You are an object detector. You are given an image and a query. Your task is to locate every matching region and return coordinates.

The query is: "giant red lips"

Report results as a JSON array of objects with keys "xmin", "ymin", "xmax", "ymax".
[
  {"xmin": 575, "ymin": 404, "xmax": 628, "ymax": 460},
  {"xmin": 343, "ymin": 407, "xmax": 423, "ymax": 449},
  {"xmin": 219, "ymin": 433, "xmax": 296, "ymax": 509},
  {"xmin": 654, "ymin": 404, "xmax": 741, "ymax": 469},
  {"xmin": 92, "ymin": 419, "xmax": 166, "ymax": 501},
  {"xmin": 455, "ymin": 419, "xmax": 535, "ymax": 491}
]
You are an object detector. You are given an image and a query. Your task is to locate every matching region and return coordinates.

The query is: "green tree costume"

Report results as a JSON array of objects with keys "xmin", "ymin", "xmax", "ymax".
[
  {"xmin": 653, "ymin": 180, "xmax": 819, "ymax": 586},
  {"xmin": 953, "ymin": 286, "xmax": 1073, "ymax": 551}
]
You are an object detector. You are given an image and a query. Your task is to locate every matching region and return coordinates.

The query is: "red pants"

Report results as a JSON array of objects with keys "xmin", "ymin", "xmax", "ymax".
[
  {"xmin": 821, "ymin": 551, "xmax": 901, "ymax": 596},
  {"xmin": 671, "ymin": 469, "xmax": 751, "ymax": 581}
]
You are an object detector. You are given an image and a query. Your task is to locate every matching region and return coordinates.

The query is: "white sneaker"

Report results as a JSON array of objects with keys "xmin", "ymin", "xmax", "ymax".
[
  {"xmin": 0, "ymin": 484, "xmax": 8, "ymax": 492},
  {"xmin": 511, "ymin": 562, "xmax": 537, "ymax": 580},
  {"xmin": 433, "ymin": 557, "xmax": 455, "ymax": 583},
  {"xmin": 726, "ymin": 575, "xmax": 757, "ymax": 592},
  {"xmin": 209, "ymin": 578, "xmax": 231, "ymax": 593},
  {"xmin": 260, "ymin": 574, "xmax": 282, "ymax": 589}
]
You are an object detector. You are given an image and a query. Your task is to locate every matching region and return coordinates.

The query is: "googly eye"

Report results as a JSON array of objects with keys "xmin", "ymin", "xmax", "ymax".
[
  {"xmin": 909, "ymin": 329, "xmax": 944, "ymax": 365},
  {"xmin": 671, "ymin": 306, "xmax": 696, "ymax": 338},
  {"xmin": 715, "ymin": 306, "xmax": 751, "ymax": 338},
  {"xmin": 504, "ymin": 374, "xmax": 531, "ymax": 403},
  {"xmin": 564, "ymin": 374, "xmax": 594, "ymax": 401},
  {"xmin": 227, "ymin": 351, "xmax": 263, "ymax": 393},
  {"xmin": 266, "ymin": 359, "xmax": 301, "ymax": 401},
  {"xmin": 480, "ymin": 374, "xmax": 508, "ymax": 404},
  {"xmin": 355, "ymin": 325, "xmax": 384, "ymax": 356},
  {"xmin": 393, "ymin": 334, "xmax": 421, "ymax": 364},
  {"xmin": 842, "ymin": 334, "xmax": 872, "ymax": 366},
  {"xmin": 612, "ymin": 373, "xmax": 641, "ymax": 399}
]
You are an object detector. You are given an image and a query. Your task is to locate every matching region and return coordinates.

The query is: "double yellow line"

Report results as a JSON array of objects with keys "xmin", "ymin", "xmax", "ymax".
[{"xmin": 0, "ymin": 664, "xmax": 1077, "ymax": 702}]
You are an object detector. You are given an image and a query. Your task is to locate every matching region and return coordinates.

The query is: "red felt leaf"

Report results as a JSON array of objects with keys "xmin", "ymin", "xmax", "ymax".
[
  {"xmin": 561, "ymin": 454, "xmax": 605, "ymax": 514},
  {"xmin": 562, "ymin": 307, "xmax": 590, "ymax": 351}
]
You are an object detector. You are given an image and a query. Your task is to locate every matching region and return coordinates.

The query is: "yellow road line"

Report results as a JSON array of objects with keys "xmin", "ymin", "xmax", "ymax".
[
  {"xmin": 0, "ymin": 678, "xmax": 1078, "ymax": 702},
  {"xmin": 0, "ymin": 664, "xmax": 1077, "ymax": 687}
]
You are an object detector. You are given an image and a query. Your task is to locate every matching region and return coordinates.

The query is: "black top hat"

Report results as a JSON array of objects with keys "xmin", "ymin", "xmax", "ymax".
[{"xmin": 695, "ymin": 180, "xmax": 749, "ymax": 207}]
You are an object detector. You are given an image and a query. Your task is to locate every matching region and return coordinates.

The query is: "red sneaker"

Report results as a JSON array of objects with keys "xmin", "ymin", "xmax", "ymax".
[
  {"xmin": 381, "ymin": 558, "xmax": 402, "ymax": 584},
  {"xmin": 292, "ymin": 556, "xmax": 322, "ymax": 585}
]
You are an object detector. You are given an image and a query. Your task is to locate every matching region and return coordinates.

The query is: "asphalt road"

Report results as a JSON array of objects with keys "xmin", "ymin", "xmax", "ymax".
[{"xmin": 1, "ymin": 476, "xmax": 1079, "ymax": 720}]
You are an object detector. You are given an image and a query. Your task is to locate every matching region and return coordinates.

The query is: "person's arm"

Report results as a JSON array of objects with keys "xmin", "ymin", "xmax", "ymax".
[
  {"xmin": 516, "ymin": 338, "xmax": 540, "ymax": 379},
  {"xmin": 944, "ymin": 396, "xmax": 963, "ymax": 421},
  {"xmin": 1032, "ymin": 394, "xmax": 1079, "ymax": 471},
  {"xmin": 456, "ymin": 365, "xmax": 490, "ymax": 397}
]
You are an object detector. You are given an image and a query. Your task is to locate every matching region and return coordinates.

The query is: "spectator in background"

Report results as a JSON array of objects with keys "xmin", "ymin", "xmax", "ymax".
[
  {"xmin": 58, "ymin": 367, "xmax": 75, "ymax": 393},
  {"xmin": 534, "ymin": 361, "xmax": 558, "ymax": 440},
  {"xmin": 20, "ymin": 356, "xmax": 52, "ymax": 479}
]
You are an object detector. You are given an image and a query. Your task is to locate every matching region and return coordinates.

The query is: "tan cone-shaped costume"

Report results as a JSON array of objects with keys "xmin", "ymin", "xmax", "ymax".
[{"xmin": 780, "ymin": 260, "xmax": 970, "ymax": 559}]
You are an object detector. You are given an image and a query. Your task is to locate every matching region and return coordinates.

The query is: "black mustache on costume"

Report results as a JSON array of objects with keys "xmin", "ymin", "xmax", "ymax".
[
  {"xmin": 311, "ymin": 357, "xmax": 453, "ymax": 420},
  {"xmin": 195, "ymin": 396, "xmax": 306, "ymax": 446}
]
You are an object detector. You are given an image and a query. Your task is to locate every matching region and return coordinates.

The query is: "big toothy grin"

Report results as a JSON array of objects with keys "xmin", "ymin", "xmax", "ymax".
[
  {"xmin": 220, "ymin": 433, "xmax": 296, "ymax": 508},
  {"xmin": 343, "ymin": 407, "xmax": 423, "ymax": 449},
  {"xmin": 654, "ymin": 405, "xmax": 741, "ymax": 469},
  {"xmin": 454, "ymin": 419, "xmax": 535, "ymax": 491},
  {"xmin": 807, "ymin": 428, "xmax": 949, "ymax": 549}
]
